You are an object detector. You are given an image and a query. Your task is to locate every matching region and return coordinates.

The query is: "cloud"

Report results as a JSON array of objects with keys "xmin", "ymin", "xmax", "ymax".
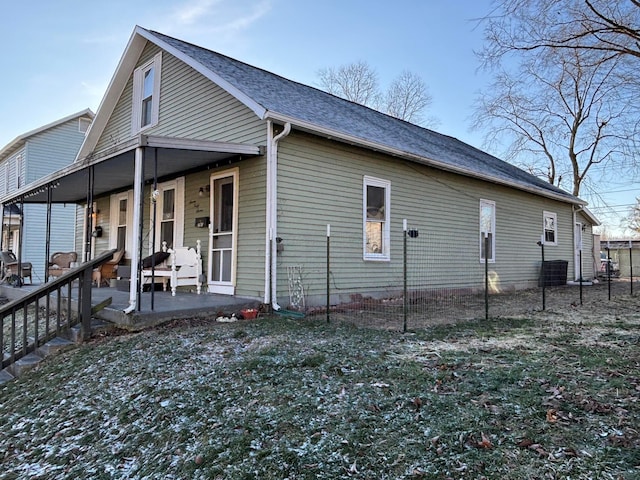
[
  {"xmin": 160, "ymin": 0, "xmax": 272, "ymax": 38},
  {"xmin": 175, "ymin": 0, "xmax": 223, "ymax": 25},
  {"xmin": 210, "ymin": 0, "xmax": 271, "ymax": 34}
]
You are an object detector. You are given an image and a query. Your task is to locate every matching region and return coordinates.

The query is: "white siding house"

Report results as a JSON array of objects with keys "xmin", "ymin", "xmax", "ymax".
[{"xmin": 0, "ymin": 110, "xmax": 94, "ymax": 281}]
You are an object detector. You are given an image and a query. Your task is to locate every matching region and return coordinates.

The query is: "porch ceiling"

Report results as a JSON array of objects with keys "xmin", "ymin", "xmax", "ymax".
[{"xmin": 8, "ymin": 136, "xmax": 262, "ymax": 205}]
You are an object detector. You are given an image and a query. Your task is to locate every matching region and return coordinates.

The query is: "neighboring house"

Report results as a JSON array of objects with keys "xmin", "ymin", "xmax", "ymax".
[
  {"xmin": 0, "ymin": 110, "xmax": 94, "ymax": 281},
  {"xmin": 4, "ymin": 26, "xmax": 599, "ymax": 310},
  {"xmin": 599, "ymin": 238, "xmax": 640, "ymax": 278}
]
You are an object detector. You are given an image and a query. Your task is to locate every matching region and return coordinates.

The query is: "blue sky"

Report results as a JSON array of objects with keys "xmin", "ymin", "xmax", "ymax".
[{"xmin": 0, "ymin": 0, "xmax": 634, "ymax": 235}]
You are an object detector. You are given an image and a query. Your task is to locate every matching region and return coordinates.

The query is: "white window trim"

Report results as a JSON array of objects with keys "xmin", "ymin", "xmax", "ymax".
[
  {"xmin": 543, "ymin": 211, "xmax": 558, "ymax": 246},
  {"xmin": 81, "ymin": 202, "xmax": 98, "ymax": 262},
  {"xmin": 78, "ymin": 117, "xmax": 91, "ymax": 134},
  {"xmin": 479, "ymin": 199, "xmax": 496, "ymax": 263},
  {"xmin": 109, "ymin": 190, "xmax": 134, "ymax": 258},
  {"xmin": 363, "ymin": 175, "xmax": 391, "ymax": 261},
  {"xmin": 150, "ymin": 177, "xmax": 184, "ymax": 253},
  {"xmin": 0, "ymin": 163, "xmax": 6, "ymax": 196},
  {"xmin": 132, "ymin": 52, "xmax": 162, "ymax": 134},
  {"xmin": 15, "ymin": 154, "xmax": 24, "ymax": 189}
]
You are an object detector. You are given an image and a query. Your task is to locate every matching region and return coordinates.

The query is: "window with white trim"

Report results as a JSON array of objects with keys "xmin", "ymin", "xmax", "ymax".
[
  {"xmin": 109, "ymin": 191, "xmax": 133, "ymax": 256},
  {"xmin": 151, "ymin": 177, "xmax": 184, "ymax": 252},
  {"xmin": 132, "ymin": 52, "xmax": 162, "ymax": 133},
  {"xmin": 0, "ymin": 163, "xmax": 6, "ymax": 195},
  {"xmin": 479, "ymin": 199, "xmax": 496, "ymax": 262},
  {"xmin": 78, "ymin": 117, "xmax": 91, "ymax": 133},
  {"xmin": 543, "ymin": 211, "xmax": 557, "ymax": 245},
  {"xmin": 15, "ymin": 154, "xmax": 24, "ymax": 189},
  {"xmin": 363, "ymin": 176, "xmax": 390, "ymax": 261}
]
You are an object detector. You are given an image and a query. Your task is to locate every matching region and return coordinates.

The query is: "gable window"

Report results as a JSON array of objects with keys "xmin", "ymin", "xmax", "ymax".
[
  {"xmin": 479, "ymin": 199, "xmax": 495, "ymax": 262},
  {"xmin": 543, "ymin": 211, "xmax": 557, "ymax": 245},
  {"xmin": 363, "ymin": 176, "xmax": 390, "ymax": 261},
  {"xmin": 78, "ymin": 117, "xmax": 91, "ymax": 133},
  {"xmin": 132, "ymin": 52, "xmax": 162, "ymax": 133}
]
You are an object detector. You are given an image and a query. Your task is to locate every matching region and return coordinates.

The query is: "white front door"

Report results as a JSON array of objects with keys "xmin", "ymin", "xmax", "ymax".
[
  {"xmin": 208, "ymin": 169, "xmax": 238, "ymax": 295},
  {"xmin": 574, "ymin": 222, "xmax": 583, "ymax": 280}
]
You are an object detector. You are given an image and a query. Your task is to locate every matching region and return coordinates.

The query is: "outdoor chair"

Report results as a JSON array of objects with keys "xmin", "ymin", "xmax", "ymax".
[
  {"xmin": 0, "ymin": 251, "xmax": 32, "ymax": 284},
  {"xmin": 93, "ymin": 249, "xmax": 125, "ymax": 287},
  {"xmin": 47, "ymin": 251, "xmax": 78, "ymax": 280}
]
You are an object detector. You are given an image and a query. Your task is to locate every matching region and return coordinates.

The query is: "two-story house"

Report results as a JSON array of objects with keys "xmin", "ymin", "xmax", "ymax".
[{"xmin": 0, "ymin": 109, "xmax": 94, "ymax": 282}]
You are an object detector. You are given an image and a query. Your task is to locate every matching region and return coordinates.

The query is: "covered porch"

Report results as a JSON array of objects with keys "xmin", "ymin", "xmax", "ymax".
[{"xmin": 1, "ymin": 133, "xmax": 263, "ymax": 316}]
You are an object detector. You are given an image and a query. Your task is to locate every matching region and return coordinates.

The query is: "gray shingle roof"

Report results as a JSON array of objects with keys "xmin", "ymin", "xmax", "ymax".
[{"xmin": 151, "ymin": 30, "xmax": 580, "ymax": 204}]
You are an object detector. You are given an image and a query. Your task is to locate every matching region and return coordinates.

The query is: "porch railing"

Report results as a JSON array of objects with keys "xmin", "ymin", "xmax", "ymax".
[{"xmin": 1, "ymin": 249, "xmax": 116, "ymax": 371}]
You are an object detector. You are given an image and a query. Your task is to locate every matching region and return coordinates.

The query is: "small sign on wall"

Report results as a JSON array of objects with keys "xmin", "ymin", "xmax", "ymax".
[{"xmin": 195, "ymin": 216, "xmax": 210, "ymax": 228}]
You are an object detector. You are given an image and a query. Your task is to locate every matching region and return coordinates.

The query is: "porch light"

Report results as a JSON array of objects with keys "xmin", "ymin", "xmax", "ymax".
[{"xmin": 199, "ymin": 185, "xmax": 211, "ymax": 197}]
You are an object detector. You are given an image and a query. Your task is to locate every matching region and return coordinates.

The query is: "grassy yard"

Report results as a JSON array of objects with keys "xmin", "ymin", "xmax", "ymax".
[{"xmin": 0, "ymin": 295, "xmax": 639, "ymax": 479}]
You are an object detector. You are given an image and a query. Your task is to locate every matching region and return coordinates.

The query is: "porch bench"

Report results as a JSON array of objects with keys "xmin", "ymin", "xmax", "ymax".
[
  {"xmin": 141, "ymin": 240, "xmax": 202, "ymax": 295},
  {"xmin": 140, "ymin": 242, "xmax": 172, "ymax": 292}
]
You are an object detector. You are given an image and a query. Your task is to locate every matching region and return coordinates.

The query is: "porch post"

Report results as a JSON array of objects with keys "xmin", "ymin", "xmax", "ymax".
[
  {"xmin": 84, "ymin": 166, "xmax": 95, "ymax": 262},
  {"xmin": 0, "ymin": 204, "xmax": 4, "ymax": 252},
  {"xmin": 126, "ymin": 147, "xmax": 144, "ymax": 313},
  {"xmin": 44, "ymin": 185, "xmax": 52, "ymax": 282},
  {"xmin": 17, "ymin": 196, "xmax": 24, "ymax": 284},
  {"xmin": 150, "ymin": 147, "xmax": 158, "ymax": 310}
]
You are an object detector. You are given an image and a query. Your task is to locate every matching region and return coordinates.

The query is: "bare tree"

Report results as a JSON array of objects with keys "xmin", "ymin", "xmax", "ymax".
[
  {"xmin": 479, "ymin": 0, "xmax": 640, "ymax": 66},
  {"xmin": 627, "ymin": 197, "xmax": 640, "ymax": 235},
  {"xmin": 473, "ymin": 48, "xmax": 636, "ymax": 197},
  {"xmin": 317, "ymin": 61, "xmax": 381, "ymax": 107},
  {"xmin": 385, "ymin": 71, "xmax": 433, "ymax": 124},
  {"xmin": 317, "ymin": 62, "xmax": 437, "ymax": 126}
]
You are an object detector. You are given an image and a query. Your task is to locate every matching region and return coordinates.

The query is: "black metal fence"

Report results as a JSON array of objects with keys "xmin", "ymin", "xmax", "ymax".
[{"xmin": 277, "ymin": 224, "xmax": 637, "ymax": 331}]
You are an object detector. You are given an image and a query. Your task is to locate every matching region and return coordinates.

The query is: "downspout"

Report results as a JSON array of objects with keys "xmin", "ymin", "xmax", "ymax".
[
  {"xmin": 265, "ymin": 120, "xmax": 291, "ymax": 310},
  {"xmin": 124, "ymin": 147, "xmax": 144, "ymax": 314}
]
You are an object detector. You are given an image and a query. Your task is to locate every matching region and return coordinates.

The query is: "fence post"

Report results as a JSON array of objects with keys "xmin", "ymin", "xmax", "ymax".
[
  {"xmin": 403, "ymin": 219, "xmax": 408, "ymax": 333},
  {"xmin": 538, "ymin": 236, "xmax": 546, "ymax": 311},
  {"xmin": 484, "ymin": 233, "xmax": 489, "ymax": 321},
  {"xmin": 607, "ymin": 242, "xmax": 611, "ymax": 301},
  {"xmin": 579, "ymin": 249, "xmax": 583, "ymax": 305},
  {"xmin": 326, "ymin": 224, "xmax": 330, "ymax": 324},
  {"xmin": 630, "ymin": 240, "xmax": 633, "ymax": 296}
]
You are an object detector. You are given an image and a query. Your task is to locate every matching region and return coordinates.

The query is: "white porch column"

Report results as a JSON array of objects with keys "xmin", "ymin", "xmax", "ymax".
[{"xmin": 125, "ymin": 147, "xmax": 144, "ymax": 312}]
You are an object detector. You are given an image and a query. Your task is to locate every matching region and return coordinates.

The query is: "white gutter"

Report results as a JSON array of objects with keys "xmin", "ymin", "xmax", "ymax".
[
  {"xmin": 124, "ymin": 146, "xmax": 144, "ymax": 314},
  {"xmin": 264, "ymin": 121, "xmax": 291, "ymax": 310}
]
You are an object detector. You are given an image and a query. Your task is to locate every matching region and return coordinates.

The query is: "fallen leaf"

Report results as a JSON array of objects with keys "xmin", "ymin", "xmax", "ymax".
[
  {"xmin": 546, "ymin": 408, "xmax": 558, "ymax": 423},
  {"xmin": 529, "ymin": 443, "xmax": 548, "ymax": 457},
  {"xmin": 477, "ymin": 432, "xmax": 493, "ymax": 449},
  {"xmin": 517, "ymin": 438, "xmax": 534, "ymax": 448}
]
